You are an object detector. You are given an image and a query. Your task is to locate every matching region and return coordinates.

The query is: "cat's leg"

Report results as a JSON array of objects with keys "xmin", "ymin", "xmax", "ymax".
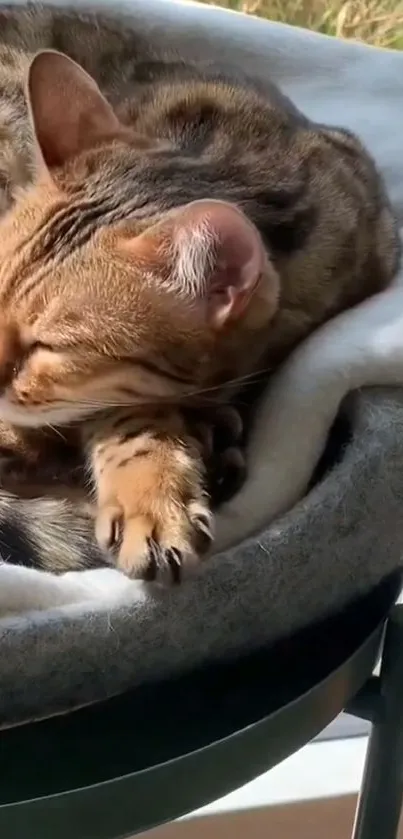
[
  {"xmin": 0, "ymin": 420, "xmax": 84, "ymax": 498},
  {"xmin": 0, "ymin": 419, "xmax": 48, "ymax": 475},
  {"xmin": 83, "ymin": 410, "xmax": 213, "ymax": 583}
]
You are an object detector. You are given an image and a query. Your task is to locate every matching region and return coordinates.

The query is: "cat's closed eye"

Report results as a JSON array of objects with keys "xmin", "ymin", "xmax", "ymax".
[
  {"xmin": 10, "ymin": 341, "xmax": 54, "ymax": 377},
  {"xmin": 13, "ymin": 341, "xmax": 56, "ymax": 370},
  {"xmin": 26, "ymin": 341, "xmax": 55, "ymax": 355}
]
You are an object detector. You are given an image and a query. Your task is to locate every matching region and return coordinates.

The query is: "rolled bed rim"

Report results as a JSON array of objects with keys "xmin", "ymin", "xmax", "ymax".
[{"xmin": 0, "ymin": 582, "xmax": 395, "ymax": 839}]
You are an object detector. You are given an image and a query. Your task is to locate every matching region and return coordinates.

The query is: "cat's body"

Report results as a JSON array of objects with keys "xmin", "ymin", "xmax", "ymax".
[
  {"xmin": 0, "ymin": 2, "xmax": 398, "ymax": 581},
  {"xmin": 4, "ymin": 271, "xmax": 403, "ymax": 617}
]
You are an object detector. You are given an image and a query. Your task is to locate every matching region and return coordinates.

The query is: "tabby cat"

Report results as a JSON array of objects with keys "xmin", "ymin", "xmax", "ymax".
[{"xmin": 0, "ymin": 2, "xmax": 398, "ymax": 583}]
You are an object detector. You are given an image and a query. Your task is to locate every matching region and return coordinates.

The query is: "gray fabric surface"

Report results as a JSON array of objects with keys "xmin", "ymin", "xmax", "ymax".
[
  {"xmin": 1, "ymin": 0, "xmax": 403, "ymax": 726},
  {"xmin": 1, "ymin": 388, "xmax": 403, "ymax": 726}
]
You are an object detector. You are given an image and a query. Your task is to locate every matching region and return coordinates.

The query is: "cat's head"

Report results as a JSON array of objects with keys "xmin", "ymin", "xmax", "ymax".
[{"xmin": 0, "ymin": 51, "xmax": 279, "ymax": 428}]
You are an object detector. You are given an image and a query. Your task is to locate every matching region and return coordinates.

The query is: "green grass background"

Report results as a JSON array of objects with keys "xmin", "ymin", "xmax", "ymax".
[{"xmin": 192, "ymin": 0, "xmax": 403, "ymax": 49}]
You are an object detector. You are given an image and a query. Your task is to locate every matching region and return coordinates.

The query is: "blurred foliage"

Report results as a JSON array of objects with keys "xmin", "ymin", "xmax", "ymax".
[{"xmin": 194, "ymin": 0, "xmax": 403, "ymax": 49}]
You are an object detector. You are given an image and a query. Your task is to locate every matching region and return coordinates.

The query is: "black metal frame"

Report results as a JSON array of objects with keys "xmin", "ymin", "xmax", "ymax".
[
  {"xmin": 347, "ymin": 605, "xmax": 403, "ymax": 839},
  {"xmin": 0, "ymin": 586, "xmax": 401, "ymax": 839}
]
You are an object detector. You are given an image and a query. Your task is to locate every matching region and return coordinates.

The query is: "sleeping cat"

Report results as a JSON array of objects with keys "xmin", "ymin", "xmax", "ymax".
[{"xmin": 0, "ymin": 2, "xmax": 398, "ymax": 583}]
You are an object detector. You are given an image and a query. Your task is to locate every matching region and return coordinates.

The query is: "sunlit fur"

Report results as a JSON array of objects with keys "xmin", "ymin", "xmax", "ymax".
[
  {"xmin": 0, "ymin": 178, "xmax": 277, "ymax": 428},
  {"xmin": 0, "ymin": 2, "xmax": 398, "ymax": 581}
]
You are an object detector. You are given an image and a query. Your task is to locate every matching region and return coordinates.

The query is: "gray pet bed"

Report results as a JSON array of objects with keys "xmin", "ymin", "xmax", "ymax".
[
  {"xmin": 1, "ymin": 0, "xmax": 403, "ymax": 728},
  {"xmin": 1, "ymin": 386, "xmax": 403, "ymax": 728}
]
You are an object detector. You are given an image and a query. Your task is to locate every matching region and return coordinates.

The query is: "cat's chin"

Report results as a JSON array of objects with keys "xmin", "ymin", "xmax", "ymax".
[{"xmin": 0, "ymin": 397, "xmax": 90, "ymax": 429}]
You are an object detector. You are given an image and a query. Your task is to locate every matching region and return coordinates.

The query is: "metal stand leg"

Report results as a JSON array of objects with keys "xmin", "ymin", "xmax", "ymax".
[{"xmin": 351, "ymin": 606, "xmax": 403, "ymax": 839}]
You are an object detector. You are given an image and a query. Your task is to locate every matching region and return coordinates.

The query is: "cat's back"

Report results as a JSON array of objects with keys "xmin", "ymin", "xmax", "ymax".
[
  {"xmin": 0, "ymin": 2, "xmax": 159, "ymax": 207},
  {"xmin": 0, "ymin": 2, "xmax": 302, "ymax": 120},
  {"xmin": 0, "ymin": 3, "xmax": 307, "ymax": 218}
]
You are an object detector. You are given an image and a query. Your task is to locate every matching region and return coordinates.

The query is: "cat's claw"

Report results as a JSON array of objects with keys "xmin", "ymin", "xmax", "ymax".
[
  {"xmin": 144, "ymin": 540, "xmax": 183, "ymax": 584},
  {"xmin": 95, "ymin": 505, "xmax": 124, "ymax": 555},
  {"xmin": 95, "ymin": 495, "xmax": 214, "ymax": 584}
]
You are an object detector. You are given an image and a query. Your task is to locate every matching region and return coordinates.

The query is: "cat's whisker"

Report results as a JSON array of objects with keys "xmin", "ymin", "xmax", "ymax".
[
  {"xmin": 44, "ymin": 423, "xmax": 68, "ymax": 442},
  {"xmin": 181, "ymin": 370, "xmax": 272, "ymax": 401},
  {"xmin": 54, "ymin": 379, "xmax": 267, "ymax": 412},
  {"xmin": 43, "ymin": 371, "xmax": 272, "ymax": 416}
]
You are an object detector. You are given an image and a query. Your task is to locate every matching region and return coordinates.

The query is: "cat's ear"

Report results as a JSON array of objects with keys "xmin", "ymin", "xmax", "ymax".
[
  {"xmin": 26, "ymin": 50, "xmax": 122, "ymax": 168},
  {"xmin": 121, "ymin": 200, "xmax": 275, "ymax": 329}
]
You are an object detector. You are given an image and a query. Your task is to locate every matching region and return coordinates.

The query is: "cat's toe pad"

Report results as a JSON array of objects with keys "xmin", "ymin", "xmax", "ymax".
[
  {"xmin": 188, "ymin": 404, "xmax": 247, "ymax": 506},
  {"xmin": 95, "ymin": 497, "xmax": 214, "ymax": 584},
  {"xmin": 209, "ymin": 445, "xmax": 247, "ymax": 506}
]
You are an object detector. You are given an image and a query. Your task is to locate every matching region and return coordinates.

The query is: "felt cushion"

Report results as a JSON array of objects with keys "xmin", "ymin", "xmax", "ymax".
[{"xmin": 1, "ymin": 0, "xmax": 403, "ymax": 727}]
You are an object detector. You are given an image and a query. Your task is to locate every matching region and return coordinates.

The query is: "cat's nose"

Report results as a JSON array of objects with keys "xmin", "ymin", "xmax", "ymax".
[{"xmin": 0, "ymin": 321, "xmax": 21, "ymax": 391}]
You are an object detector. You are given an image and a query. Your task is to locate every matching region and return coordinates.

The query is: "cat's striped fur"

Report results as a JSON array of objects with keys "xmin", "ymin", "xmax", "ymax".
[{"xmin": 0, "ymin": 2, "xmax": 398, "ymax": 581}]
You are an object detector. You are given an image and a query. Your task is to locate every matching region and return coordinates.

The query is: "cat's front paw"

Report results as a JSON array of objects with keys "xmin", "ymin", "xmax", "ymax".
[
  {"xmin": 95, "ymin": 462, "xmax": 213, "ymax": 584},
  {"xmin": 185, "ymin": 405, "xmax": 247, "ymax": 506}
]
